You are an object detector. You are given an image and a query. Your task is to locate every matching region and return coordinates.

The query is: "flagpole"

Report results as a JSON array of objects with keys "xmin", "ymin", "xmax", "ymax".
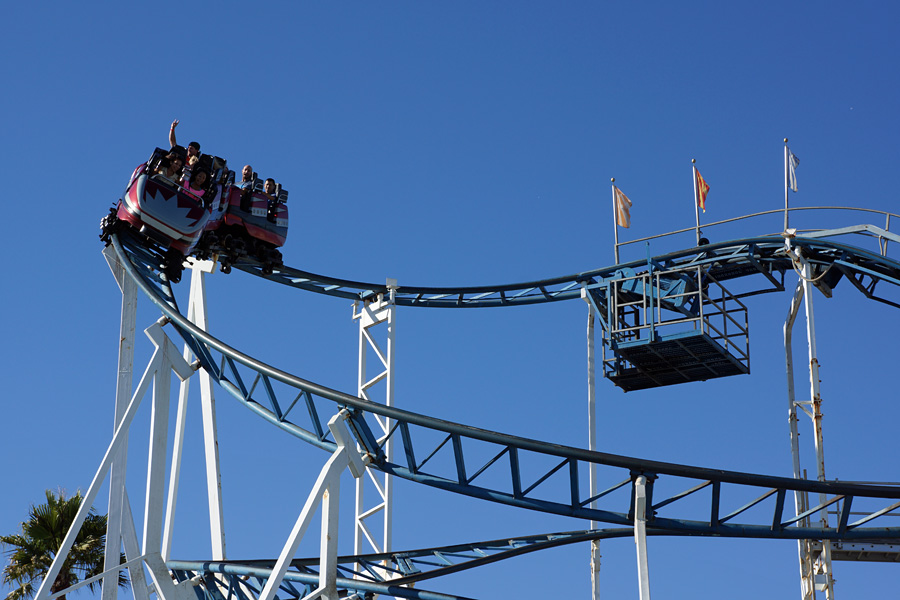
[
  {"xmin": 612, "ymin": 178, "xmax": 620, "ymax": 264},
  {"xmin": 784, "ymin": 138, "xmax": 790, "ymax": 231},
  {"xmin": 692, "ymin": 159, "xmax": 700, "ymax": 246}
]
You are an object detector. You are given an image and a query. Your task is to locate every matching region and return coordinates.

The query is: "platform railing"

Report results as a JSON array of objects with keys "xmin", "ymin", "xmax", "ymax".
[
  {"xmin": 614, "ymin": 206, "xmax": 899, "ymax": 263},
  {"xmin": 602, "ymin": 265, "xmax": 750, "ymax": 379},
  {"xmin": 695, "ymin": 269, "xmax": 750, "ymax": 365}
]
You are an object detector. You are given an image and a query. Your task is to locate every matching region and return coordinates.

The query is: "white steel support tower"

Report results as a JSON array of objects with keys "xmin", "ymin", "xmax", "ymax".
[
  {"xmin": 352, "ymin": 279, "xmax": 398, "ymax": 564},
  {"xmin": 582, "ymin": 290, "xmax": 602, "ymax": 600},
  {"xmin": 89, "ymin": 251, "xmax": 365, "ymax": 600},
  {"xmin": 633, "ymin": 475, "xmax": 652, "ymax": 600},
  {"xmin": 94, "ymin": 252, "xmax": 230, "ymax": 600},
  {"xmin": 39, "ymin": 249, "xmax": 200, "ymax": 600},
  {"xmin": 784, "ymin": 243, "xmax": 835, "ymax": 599},
  {"xmin": 103, "ymin": 247, "xmax": 152, "ymax": 600}
]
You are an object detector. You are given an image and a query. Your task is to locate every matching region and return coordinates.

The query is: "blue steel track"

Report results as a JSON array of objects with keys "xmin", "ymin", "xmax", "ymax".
[{"xmin": 108, "ymin": 216, "xmax": 900, "ymax": 600}]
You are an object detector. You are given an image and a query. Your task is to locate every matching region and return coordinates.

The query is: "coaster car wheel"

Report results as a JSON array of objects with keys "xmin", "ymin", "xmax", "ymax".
[
  {"xmin": 195, "ymin": 233, "xmax": 218, "ymax": 260},
  {"xmin": 164, "ymin": 248, "xmax": 185, "ymax": 284},
  {"xmin": 164, "ymin": 263, "xmax": 183, "ymax": 283},
  {"xmin": 261, "ymin": 247, "xmax": 282, "ymax": 275},
  {"xmin": 99, "ymin": 207, "xmax": 119, "ymax": 245}
]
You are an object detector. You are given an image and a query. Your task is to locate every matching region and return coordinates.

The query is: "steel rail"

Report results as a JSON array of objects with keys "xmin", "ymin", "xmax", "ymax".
[{"xmin": 109, "ymin": 233, "xmax": 900, "ymax": 547}]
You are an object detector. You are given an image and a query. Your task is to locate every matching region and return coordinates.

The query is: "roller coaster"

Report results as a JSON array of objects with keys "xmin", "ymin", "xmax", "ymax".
[{"xmin": 33, "ymin": 206, "xmax": 900, "ymax": 600}]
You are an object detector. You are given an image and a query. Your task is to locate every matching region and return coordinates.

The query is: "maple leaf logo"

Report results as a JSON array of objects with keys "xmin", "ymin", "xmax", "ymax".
[{"xmin": 176, "ymin": 193, "xmax": 208, "ymax": 226}]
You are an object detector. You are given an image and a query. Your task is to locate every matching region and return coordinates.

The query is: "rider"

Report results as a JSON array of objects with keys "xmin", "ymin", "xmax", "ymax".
[
  {"xmin": 239, "ymin": 165, "xmax": 254, "ymax": 189},
  {"xmin": 155, "ymin": 153, "xmax": 184, "ymax": 182},
  {"xmin": 182, "ymin": 169, "xmax": 208, "ymax": 201},
  {"xmin": 239, "ymin": 165, "xmax": 255, "ymax": 211},
  {"xmin": 263, "ymin": 178, "xmax": 278, "ymax": 201},
  {"xmin": 263, "ymin": 178, "xmax": 280, "ymax": 223},
  {"xmin": 169, "ymin": 119, "xmax": 201, "ymax": 166}
]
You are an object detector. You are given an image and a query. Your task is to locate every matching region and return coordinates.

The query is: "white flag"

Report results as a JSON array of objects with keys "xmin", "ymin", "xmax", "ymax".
[
  {"xmin": 614, "ymin": 186, "xmax": 632, "ymax": 228},
  {"xmin": 788, "ymin": 150, "xmax": 799, "ymax": 192}
]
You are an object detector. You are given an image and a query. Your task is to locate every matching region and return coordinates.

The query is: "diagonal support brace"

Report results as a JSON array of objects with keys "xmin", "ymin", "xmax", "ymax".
[
  {"xmin": 35, "ymin": 320, "xmax": 193, "ymax": 600},
  {"xmin": 258, "ymin": 410, "xmax": 370, "ymax": 600}
]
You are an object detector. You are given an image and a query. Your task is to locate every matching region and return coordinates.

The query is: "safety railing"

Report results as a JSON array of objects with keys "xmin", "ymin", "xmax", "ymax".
[
  {"xmin": 614, "ymin": 206, "xmax": 899, "ymax": 264},
  {"xmin": 602, "ymin": 265, "xmax": 749, "ymax": 380}
]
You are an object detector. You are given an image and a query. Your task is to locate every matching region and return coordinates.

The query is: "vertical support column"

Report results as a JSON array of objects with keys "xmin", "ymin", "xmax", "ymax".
[
  {"xmin": 784, "ymin": 280, "xmax": 815, "ymax": 600},
  {"xmin": 352, "ymin": 279, "xmax": 397, "ymax": 562},
  {"xmin": 634, "ymin": 475, "xmax": 652, "ymax": 600},
  {"xmin": 162, "ymin": 260, "xmax": 226, "ymax": 561},
  {"xmin": 143, "ymin": 332, "xmax": 177, "ymax": 555},
  {"xmin": 583, "ymin": 290, "xmax": 601, "ymax": 600},
  {"xmin": 102, "ymin": 247, "xmax": 150, "ymax": 600},
  {"xmin": 319, "ymin": 486, "xmax": 340, "ymax": 599},
  {"xmin": 785, "ymin": 246, "xmax": 836, "ymax": 599},
  {"xmin": 799, "ymin": 259, "xmax": 835, "ymax": 600}
]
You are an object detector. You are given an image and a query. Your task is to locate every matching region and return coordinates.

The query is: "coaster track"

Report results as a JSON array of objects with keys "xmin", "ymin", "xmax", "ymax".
[
  {"xmin": 167, "ymin": 528, "xmax": 643, "ymax": 600},
  {"xmin": 110, "ymin": 226, "xmax": 900, "ymax": 544},
  {"xmin": 102, "ymin": 213, "xmax": 900, "ymax": 599}
]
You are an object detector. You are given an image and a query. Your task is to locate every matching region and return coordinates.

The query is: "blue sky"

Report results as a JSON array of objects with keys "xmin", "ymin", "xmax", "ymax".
[{"xmin": 2, "ymin": 2, "xmax": 900, "ymax": 599}]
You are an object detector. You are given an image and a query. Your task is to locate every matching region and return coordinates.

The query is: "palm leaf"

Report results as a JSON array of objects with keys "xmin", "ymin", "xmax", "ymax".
[{"xmin": 1, "ymin": 490, "xmax": 129, "ymax": 600}]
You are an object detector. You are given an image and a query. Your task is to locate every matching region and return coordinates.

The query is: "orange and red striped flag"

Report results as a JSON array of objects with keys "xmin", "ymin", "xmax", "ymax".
[{"xmin": 695, "ymin": 167, "xmax": 710, "ymax": 213}]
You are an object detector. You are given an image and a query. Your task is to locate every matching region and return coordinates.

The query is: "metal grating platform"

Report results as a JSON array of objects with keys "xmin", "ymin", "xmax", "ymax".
[
  {"xmin": 708, "ymin": 261, "xmax": 770, "ymax": 282},
  {"xmin": 608, "ymin": 330, "xmax": 749, "ymax": 392}
]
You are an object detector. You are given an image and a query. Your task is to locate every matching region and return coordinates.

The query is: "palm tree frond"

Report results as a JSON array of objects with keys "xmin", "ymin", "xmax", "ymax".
[{"xmin": 1, "ymin": 490, "xmax": 129, "ymax": 600}]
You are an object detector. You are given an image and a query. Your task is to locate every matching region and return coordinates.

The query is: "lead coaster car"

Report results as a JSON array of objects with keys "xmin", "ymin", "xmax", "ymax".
[{"xmin": 101, "ymin": 148, "xmax": 225, "ymax": 282}]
